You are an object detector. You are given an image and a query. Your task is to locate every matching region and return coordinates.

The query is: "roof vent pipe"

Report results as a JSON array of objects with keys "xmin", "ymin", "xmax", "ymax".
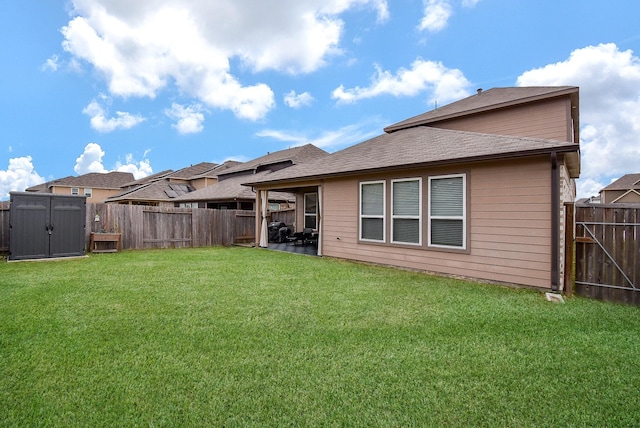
[{"xmin": 477, "ymin": 88, "xmax": 483, "ymax": 95}]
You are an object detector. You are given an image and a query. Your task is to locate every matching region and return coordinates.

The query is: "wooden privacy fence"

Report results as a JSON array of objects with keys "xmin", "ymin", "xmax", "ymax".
[
  {"xmin": 0, "ymin": 204, "xmax": 296, "ymax": 255},
  {"xmin": 575, "ymin": 203, "xmax": 640, "ymax": 305},
  {"xmin": 87, "ymin": 204, "xmax": 256, "ymax": 250}
]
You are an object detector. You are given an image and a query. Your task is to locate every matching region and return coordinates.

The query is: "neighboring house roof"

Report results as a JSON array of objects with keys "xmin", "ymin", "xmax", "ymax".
[
  {"xmin": 165, "ymin": 162, "xmax": 218, "ymax": 180},
  {"xmin": 243, "ymin": 126, "xmax": 580, "ymax": 186},
  {"xmin": 27, "ymin": 171, "xmax": 135, "ymax": 192},
  {"xmin": 384, "ymin": 86, "xmax": 579, "ymax": 134},
  {"xmin": 174, "ymin": 146, "xmax": 326, "ymax": 203},
  {"xmin": 218, "ymin": 144, "xmax": 329, "ymax": 177},
  {"xmin": 120, "ymin": 170, "xmax": 173, "ymax": 188},
  {"xmin": 173, "ymin": 171, "xmax": 294, "ymax": 203},
  {"xmin": 191, "ymin": 160, "xmax": 244, "ymax": 179},
  {"xmin": 600, "ymin": 173, "xmax": 640, "ymax": 204},
  {"xmin": 105, "ymin": 180, "xmax": 194, "ymax": 203},
  {"xmin": 601, "ymin": 173, "xmax": 640, "ymax": 191},
  {"xmin": 105, "ymin": 163, "xmax": 216, "ymax": 203}
]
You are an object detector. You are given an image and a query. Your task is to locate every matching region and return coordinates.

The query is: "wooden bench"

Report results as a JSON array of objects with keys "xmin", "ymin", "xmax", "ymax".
[{"xmin": 90, "ymin": 232, "xmax": 121, "ymax": 253}]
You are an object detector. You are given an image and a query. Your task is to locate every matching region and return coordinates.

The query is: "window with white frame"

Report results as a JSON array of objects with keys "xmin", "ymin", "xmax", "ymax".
[
  {"xmin": 428, "ymin": 174, "xmax": 466, "ymax": 249},
  {"xmin": 360, "ymin": 181, "xmax": 385, "ymax": 242},
  {"xmin": 304, "ymin": 193, "xmax": 317, "ymax": 229},
  {"xmin": 84, "ymin": 188, "xmax": 92, "ymax": 197},
  {"xmin": 71, "ymin": 187, "xmax": 79, "ymax": 195},
  {"xmin": 392, "ymin": 178, "xmax": 421, "ymax": 245}
]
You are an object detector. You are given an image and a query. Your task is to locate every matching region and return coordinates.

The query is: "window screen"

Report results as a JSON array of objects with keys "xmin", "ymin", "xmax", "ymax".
[
  {"xmin": 429, "ymin": 175, "xmax": 465, "ymax": 248},
  {"xmin": 360, "ymin": 181, "xmax": 385, "ymax": 241},
  {"xmin": 392, "ymin": 179, "xmax": 421, "ymax": 244}
]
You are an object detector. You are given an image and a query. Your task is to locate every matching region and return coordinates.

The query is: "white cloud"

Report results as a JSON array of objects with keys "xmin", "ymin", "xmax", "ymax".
[
  {"xmin": 284, "ymin": 90, "xmax": 314, "ymax": 108},
  {"xmin": 165, "ymin": 103, "xmax": 206, "ymax": 134},
  {"xmin": 115, "ymin": 154, "xmax": 153, "ymax": 179},
  {"xmin": 41, "ymin": 55, "xmax": 60, "ymax": 72},
  {"xmin": 82, "ymin": 97, "xmax": 145, "ymax": 133},
  {"xmin": 332, "ymin": 59, "xmax": 471, "ymax": 105},
  {"xmin": 418, "ymin": 0, "xmax": 481, "ymax": 33},
  {"xmin": 74, "ymin": 142, "xmax": 108, "ymax": 175},
  {"xmin": 0, "ymin": 156, "xmax": 46, "ymax": 199},
  {"xmin": 419, "ymin": 0, "xmax": 452, "ymax": 32},
  {"xmin": 257, "ymin": 118, "xmax": 385, "ymax": 150},
  {"xmin": 75, "ymin": 142, "xmax": 152, "ymax": 179},
  {"xmin": 517, "ymin": 43, "xmax": 640, "ymax": 199},
  {"xmin": 60, "ymin": 0, "xmax": 388, "ymax": 121}
]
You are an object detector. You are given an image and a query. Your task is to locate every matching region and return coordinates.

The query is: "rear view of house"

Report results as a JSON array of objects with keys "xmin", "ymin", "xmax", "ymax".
[{"xmin": 246, "ymin": 86, "xmax": 580, "ymax": 291}]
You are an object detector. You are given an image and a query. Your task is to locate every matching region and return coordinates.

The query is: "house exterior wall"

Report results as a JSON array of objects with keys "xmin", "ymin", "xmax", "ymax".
[
  {"xmin": 191, "ymin": 177, "xmax": 217, "ymax": 190},
  {"xmin": 50, "ymin": 186, "xmax": 121, "ymax": 203},
  {"xmin": 601, "ymin": 190, "xmax": 626, "ymax": 204},
  {"xmin": 430, "ymin": 98, "xmax": 574, "ymax": 142},
  {"xmin": 616, "ymin": 192, "xmax": 640, "ymax": 203},
  {"xmin": 320, "ymin": 156, "xmax": 555, "ymax": 289}
]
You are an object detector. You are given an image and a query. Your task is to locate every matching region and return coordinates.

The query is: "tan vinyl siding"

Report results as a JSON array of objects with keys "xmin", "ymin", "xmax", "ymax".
[
  {"xmin": 321, "ymin": 157, "xmax": 554, "ymax": 288},
  {"xmin": 50, "ymin": 185, "xmax": 121, "ymax": 203},
  {"xmin": 431, "ymin": 98, "xmax": 572, "ymax": 142}
]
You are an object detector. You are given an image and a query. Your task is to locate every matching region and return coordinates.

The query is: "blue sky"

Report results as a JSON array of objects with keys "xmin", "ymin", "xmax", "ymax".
[{"xmin": 2, "ymin": 0, "xmax": 640, "ymax": 200}]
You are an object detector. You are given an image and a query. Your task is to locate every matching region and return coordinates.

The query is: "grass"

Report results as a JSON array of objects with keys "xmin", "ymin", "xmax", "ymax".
[{"xmin": 1, "ymin": 247, "xmax": 639, "ymax": 427}]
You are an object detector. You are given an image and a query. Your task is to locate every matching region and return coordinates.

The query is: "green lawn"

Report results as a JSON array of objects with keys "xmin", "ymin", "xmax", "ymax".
[{"xmin": 1, "ymin": 247, "xmax": 639, "ymax": 427}]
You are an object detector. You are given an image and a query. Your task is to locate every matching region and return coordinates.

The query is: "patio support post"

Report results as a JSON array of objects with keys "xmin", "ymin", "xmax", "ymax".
[
  {"xmin": 317, "ymin": 185, "xmax": 322, "ymax": 256},
  {"xmin": 259, "ymin": 190, "xmax": 269, "ymax": 248}
]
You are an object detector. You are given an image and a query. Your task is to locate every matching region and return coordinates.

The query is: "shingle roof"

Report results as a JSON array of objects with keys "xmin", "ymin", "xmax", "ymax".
[
  {"xmin": 384, "ymin": 86, "xmax": 579, "ymax": 133},
  {"xmin": 106, "ymin": 163, "xmax": 217, "ymax": 202},
  {"xmin": 166, "ymin": 162, "xmax": 218, "ymax": 180},
  {"xmin": 243, "ymin": 126, "xmax": 580, "ymax": 186},
  {"xmin": 191, "ymin": 160, "xmax": 244, "ymax": 179},
  {"xmin": 27, "ymin": 171, "xmax": 135, "ymax": 191},
  {"xmin": 601, "ymin": 173, "xmax": 640, "ymax": 191},
  {"xmin": 217, "ymin": 144, "xmax": 328, "ymax": 176},
  {"xmin": 120, "ymin": 170, "xmax": 173, "ymax": 188},
  {"xmin": 105, "ymin": 180, "xmax": 194, "ymax": 202},
  {"xmin": 172, "ymin": 171, "xmax": 294, "ymax": 202}
]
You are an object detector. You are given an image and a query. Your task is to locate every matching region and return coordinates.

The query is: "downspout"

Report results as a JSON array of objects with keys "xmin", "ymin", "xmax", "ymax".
[{"xmin": 551, "ymin": 152, "xmax": 559, "ymax": 292}]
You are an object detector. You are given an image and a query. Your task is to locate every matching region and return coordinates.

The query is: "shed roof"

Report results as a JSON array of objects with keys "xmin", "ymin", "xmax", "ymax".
[
  {"xmin": 384, "ymin": 86, "xmax": 579, "ymax": 133},
  {"xmin": 243, "ymin": 126, "xmax": 580, "ymax": 186}
]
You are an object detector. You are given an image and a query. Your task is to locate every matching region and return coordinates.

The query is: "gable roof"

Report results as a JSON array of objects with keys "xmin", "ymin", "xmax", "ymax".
[
  {"xmin": 173, "ymin": 171, "xmax": 294, "ymax": 203},
  {"xmin": 105, "ymin": 162, "xmax": 218, "ymax": 203},
  {"xmin": 243, "ymin": 126, "xmax": 580, "ymax": 187},
  {"xmin": 191, "ymin": 160, "xmax": 244, "ymax": 179},
  {"xmin": 165, "ymin": 162, "xmax": 218, "ymax": 180},
  {"xmin": 384, "ymin": 86, "xmax": 579, "ymax": 134},
  {"xmin": 601, "ymin": 173, "xmax": 640, "ymax": 191},
  {"xmin": 105, "ymin": 180, "xmax": 194, "ymax": 203},
  {"xmin": 217, "ymin": 144, "xmax": 329, "ymax": 177},
  {"xmin": 120, "ymin": 170, "xmax": 173, "ymax": 188},
  {"xmin": 27, "ymin": 171, "xmax": 135, "ymax": 191}
]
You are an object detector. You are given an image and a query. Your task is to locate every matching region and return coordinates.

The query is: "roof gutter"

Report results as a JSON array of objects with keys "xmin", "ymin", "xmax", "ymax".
[{"xmin": 551, "ymin": 151, "xmax": 559, "ymax": 292}]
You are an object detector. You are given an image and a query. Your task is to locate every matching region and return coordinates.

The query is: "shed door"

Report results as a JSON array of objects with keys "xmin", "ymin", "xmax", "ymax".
[
  {"xmin": 10, "ymin": 193, "xmax": 86, "ymax": 260},
  {"xmin": 50, "ymin": 197, "xmax": 86, "ymax": 258},
  {"xmin": 10, "ymin": 194, "xmax": 50, "ymax": 260}
]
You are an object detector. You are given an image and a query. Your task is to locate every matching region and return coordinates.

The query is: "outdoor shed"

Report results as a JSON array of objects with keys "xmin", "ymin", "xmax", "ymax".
[{"xmin": 9, "ymin": 192, "xmax": 86, "ymax": 261}]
